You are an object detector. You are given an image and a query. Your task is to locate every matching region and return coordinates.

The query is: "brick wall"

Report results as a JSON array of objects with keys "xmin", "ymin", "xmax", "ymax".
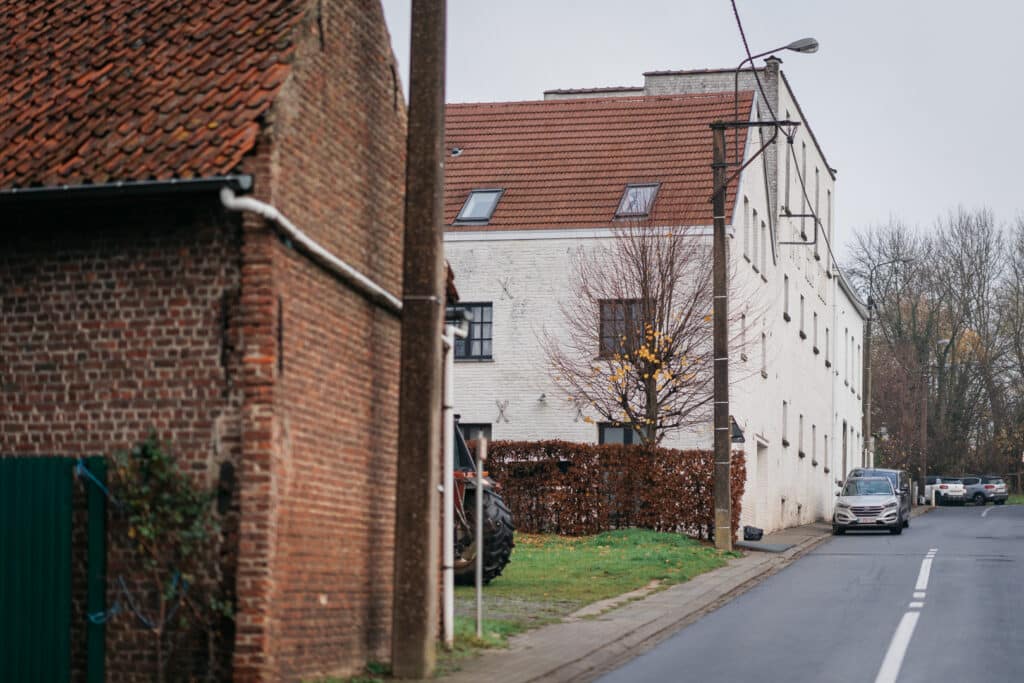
[
  {"xmin": 0, "ymin": 197, "xmax": 245, "ymax": 680},
  {"xmin": 231, "ymin": 1, "xmax": 407, "ymax": 680}
]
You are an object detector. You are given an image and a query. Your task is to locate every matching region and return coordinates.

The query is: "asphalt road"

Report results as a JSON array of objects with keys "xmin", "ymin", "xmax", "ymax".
[{"xmin": 598, "ymin": 504, "xmax": 1024, "ymax": 683}]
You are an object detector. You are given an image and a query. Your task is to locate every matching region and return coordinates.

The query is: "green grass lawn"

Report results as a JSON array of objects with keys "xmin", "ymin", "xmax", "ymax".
[
  {"xmin": 437, "ymin": 528, "xmax": 735, "ymax": 672},
  {"xmin": 1008, "ymin": 493, "xmax": 1024, "ymax": 505},
  {"xmin": 327, "ymin": 529, "xmax": 736, "ymax": 680}
]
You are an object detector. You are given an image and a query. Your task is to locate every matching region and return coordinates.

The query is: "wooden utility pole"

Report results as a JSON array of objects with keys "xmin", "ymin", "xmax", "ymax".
[
  {"xmin": 392, "ymin": 0, "xmax": 446, "ymax": 677},
  {"xmin": 711, "ymin": 123, "xmax": 732, "ymax": 552},
  {"xmin": 919, "ymin": 365, "xmax": 928, "ymax": 504}
]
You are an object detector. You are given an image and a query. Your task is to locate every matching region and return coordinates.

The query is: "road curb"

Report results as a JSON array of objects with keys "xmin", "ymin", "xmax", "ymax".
[{"xmin": 434, "ymin": 524, "xmax": 834, "ymax": 683}]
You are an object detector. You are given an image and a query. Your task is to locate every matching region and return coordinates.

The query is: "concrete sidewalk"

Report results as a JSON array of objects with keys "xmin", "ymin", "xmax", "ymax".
[{"xmin": 434, "ymin": 506, "xmax": 933, "ymax": 683}]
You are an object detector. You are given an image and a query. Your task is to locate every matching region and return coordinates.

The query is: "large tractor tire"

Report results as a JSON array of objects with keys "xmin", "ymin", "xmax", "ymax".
[{"xmin": 455, "ymin": 488, "xmax": 515, "ymax": 585}]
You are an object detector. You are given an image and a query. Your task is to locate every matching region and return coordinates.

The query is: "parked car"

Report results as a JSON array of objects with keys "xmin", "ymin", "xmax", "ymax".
[
  {"xmin": 846, "ymin": 468, "xmax": 911, "ymax": 528},
  {"xmin": 924, "ymin": 476, "xmax": 966, "ymax": 505},
  {"xmin": 960, "ymin": 475, "xmax": 1009, "ymax": 505},
  {"xmin": 833, "ymin": 477, "xmax": 904, "ymax": 535}
]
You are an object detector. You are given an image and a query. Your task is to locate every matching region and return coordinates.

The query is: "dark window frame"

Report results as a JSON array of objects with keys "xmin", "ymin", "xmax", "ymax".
[
  {"xmin": 458, "ymin": 423, "xmax": 492, "ymax": 442},
  {"xmin": 453, "ymin": 302, "xmax": 493, "ymax": 360},
  {"xmin": 454, "ymin": 188, "xmax": 504, "ymax": 224},
  {"xmin": 598, "ymin": 298, "xmax": 643, "ymax": 358},
  {"xmin": 599, "ymin": 422, "xmax": 637, "ymax": 445},
  {"xmin": 615, "ymin": 183, "xmax": 660, "ymax": 218}
]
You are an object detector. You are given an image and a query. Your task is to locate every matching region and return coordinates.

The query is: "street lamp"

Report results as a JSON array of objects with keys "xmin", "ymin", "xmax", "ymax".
[
  {"xmin": 711, "ymin": 38, "xmax": 819, "ymax": 552},
  {"xmin": 733, "ymin": 38, "xmax": 819, "ymax": 164}
]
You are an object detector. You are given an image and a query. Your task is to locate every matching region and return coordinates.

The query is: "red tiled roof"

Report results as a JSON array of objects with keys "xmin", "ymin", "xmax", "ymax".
[
  {"xmin": 444, "ymin": 92, "xmax": 754, "ymax": 231},
  {"xmin": 0, "ymin": 1, "xmax": 308, "ymax": 189}
]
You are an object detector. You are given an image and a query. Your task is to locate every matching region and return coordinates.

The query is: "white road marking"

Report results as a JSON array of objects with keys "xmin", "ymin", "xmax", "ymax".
[
  {"xmin": 874, "ymin": 611, "xmax": 920, "ymax": 683},
  {"xmin": 908, "ymin": 601, "xmax": 924, "ymax": 608},
  {"xmin": 913, "ymin": 592, "xmax": 926, "ymax": 599},
  {"xmin": 929, "ymin": 548, "xmax": 937, "ymax": 552},
  {"xmin": 915, "ymin": 558, "xmax": 933, "ymax": 591},
  {"xmin": 982, "ymin": 507, "xmax": 992, "ymax": 518}
]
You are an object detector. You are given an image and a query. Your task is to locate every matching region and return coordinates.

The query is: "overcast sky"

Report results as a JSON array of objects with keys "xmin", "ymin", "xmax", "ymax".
[{"xmin": 381, "ymin": 1, "xmax": 1024, "ymax": 259}]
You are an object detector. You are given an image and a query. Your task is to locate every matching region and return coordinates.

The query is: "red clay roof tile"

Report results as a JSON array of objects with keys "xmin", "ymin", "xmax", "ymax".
[
  {"xmin": 0, "ymin": 0, "xmax": 307, "ymax": 189},
  {"xmin": 445, "ymin": 92, "xmax": 754, "ymax": 231}
]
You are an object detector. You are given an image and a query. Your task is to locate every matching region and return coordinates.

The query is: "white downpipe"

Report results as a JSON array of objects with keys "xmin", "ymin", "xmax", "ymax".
[
  {"xmin": 441, "ymin": 328, "xmax": 456, "ymax": 647},
  {"xmin": 441, "ymin": 323, "xmax": 466, "ymax": 648},
  {"xmin": 219, "ymin": 187, "xmax": 402, "ymax": 315}
]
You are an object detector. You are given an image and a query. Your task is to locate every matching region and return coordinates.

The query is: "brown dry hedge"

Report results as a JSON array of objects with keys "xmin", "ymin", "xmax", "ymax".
[{"xmin": 481, "ymin": 440, "xmax": 746, "ymax": 541}]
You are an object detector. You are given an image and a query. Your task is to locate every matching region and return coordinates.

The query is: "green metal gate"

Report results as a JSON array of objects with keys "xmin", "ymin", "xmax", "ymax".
[{"xmin": 0, "ymin": 456, "xmax": 106, "ymax": 682}]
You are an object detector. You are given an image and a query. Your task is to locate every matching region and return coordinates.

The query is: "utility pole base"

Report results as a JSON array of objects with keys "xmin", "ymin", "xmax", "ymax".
[{"xmin": 715, "ymin": 511, "xmax": 733, "ymax": 552}]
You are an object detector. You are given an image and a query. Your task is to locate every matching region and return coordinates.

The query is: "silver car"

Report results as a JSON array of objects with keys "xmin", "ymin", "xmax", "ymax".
[{"xmin": 833, "ymin": 477, "xmax": 903, "ymax": 535}]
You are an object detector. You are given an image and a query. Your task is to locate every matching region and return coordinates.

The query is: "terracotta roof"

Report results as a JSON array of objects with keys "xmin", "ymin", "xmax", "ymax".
[
  {"xmin": 0, "ymin": 1, "xmax": 308, "ymax": 190},
  {"xmin": 445, "ymin": 92, "xmax": 754, "ymax": 231}
]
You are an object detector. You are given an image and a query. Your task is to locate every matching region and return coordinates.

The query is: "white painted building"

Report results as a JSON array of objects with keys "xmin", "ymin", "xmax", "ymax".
[{"xmin": 444, "ymin": 61, "xmax": 866, "ymax": 533}]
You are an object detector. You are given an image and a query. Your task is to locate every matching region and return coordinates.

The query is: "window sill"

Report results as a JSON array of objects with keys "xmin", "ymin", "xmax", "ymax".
[
  {"xmin": 813, "ymin": 346, "xmax": 820, "ymax": 355},
  {"xmin": 812, "ymin": 459, "xmax": 819, "ymax": 467},
  {"xmin": 799, "ymin": 330, "xmax": 807, "ymax": 340},
  {"xmin": 798, "ymin": 450, "xmax": 806, "ymax": 459},
  {"xmin": 825, "ymin": 360, "xmax": 832, "ymax": 368},
  {"xmin": 455, "ymin": 357, "xmax": 495, "ymax": 363},
  {"xmin": 760, "ymin": 369, "xmax": 768, "ymax": 379},
  {"xmin": 783, "ymin": 312, "xmax": 791, "ymax": 322},
  {"xmin": 824, "ymin": 466, "xmax": 831, "ymax": 474},
  {"xmin": 782, "ymin": 438, "xmax": 790, "ymax": 448}
]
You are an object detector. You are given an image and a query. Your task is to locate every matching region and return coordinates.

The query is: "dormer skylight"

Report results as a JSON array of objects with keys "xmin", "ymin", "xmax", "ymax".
[
  {"xmin": 455, "ymin": 188, "xmax": 503, "ymax": 224},
  {"xmin": 616, "ymin": 183, "xmax": 660, "ymax": 217}
]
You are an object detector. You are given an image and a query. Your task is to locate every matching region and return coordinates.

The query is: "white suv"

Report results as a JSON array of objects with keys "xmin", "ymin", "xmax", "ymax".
[
  {"xmin": 833, "ymin": 477, "xmax": 903, "ymax": 535},
  {"xmin": 924, "ymin": 476, "xmax": 966, "ymax": 505}
]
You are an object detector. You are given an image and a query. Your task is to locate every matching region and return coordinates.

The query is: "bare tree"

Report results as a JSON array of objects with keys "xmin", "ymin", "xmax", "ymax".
[{"xmin": 544, "ymin": 221, "xmax": 756, "ymax": 446}]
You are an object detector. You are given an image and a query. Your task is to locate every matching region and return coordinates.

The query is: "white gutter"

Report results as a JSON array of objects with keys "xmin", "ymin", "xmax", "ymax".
[{"xmin": 219, "ymin": 187, "xmax": 402, "ymax": 315}]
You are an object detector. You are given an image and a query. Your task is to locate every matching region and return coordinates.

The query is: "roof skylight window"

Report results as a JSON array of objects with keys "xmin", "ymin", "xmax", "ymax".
[
  {"xmin": 455, "ymin": 189, "xmax": 503, "ymax": 223},
  {"xmin": 616, "ymin": 183, "xmax": 660, "ymax": 217}
]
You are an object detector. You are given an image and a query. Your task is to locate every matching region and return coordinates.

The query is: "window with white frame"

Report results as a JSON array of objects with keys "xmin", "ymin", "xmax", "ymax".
[
  {"xmin": 801, "ymin": 141, "xmax": 808, "ymax": 237},
  {"xmin": 825, "ymin": 327, "xmax": 831, "ymax": 365},
  {"xmin": 845, "ymin": 327, "xmax": 850, "ymax": 383},
  {"xmin": 784, "ymin": 275, "xmax": 790, "ymax": 321},
  {"xmin": 782, "ymin": 401, "xmax": 789, "ymax": 446},
  {"xmin": 751, "ymin": 208, "xmax": 759, "ymax": 270},
  {"xmin": 743, "ymin": 196, "xmax": 750, "ymax": 260},
  {"xmin": 812, "ymin": 424, "xmax": 817, "ymax": 463},
  {"xmin": 813, "ymin": 312, "xmax": 819, "ymax": 352},
  {"xmin": 740, "ymin": 313, "xmax": 748, "ymax": 361},
  {"xmin": 826, "ymin": 189, "xmax": 833, "ymax": 274},
  {"xmin": 760, "ymin": 219, "xmax": 767, "ymax": 273},
  {"xmin": 761, "ymin": 332, "xmax": 767, "ymax": 377},
  {"xmin": 799, "ymin": 413, "xmax": 805, "ymax": 456},
  {"xmin": 813, "ymin": 167, "xmax": 820, "ymax": 260}
]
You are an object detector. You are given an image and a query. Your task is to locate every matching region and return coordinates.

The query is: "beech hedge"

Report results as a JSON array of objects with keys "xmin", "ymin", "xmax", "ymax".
[{"xmin": 480, "ymin": 440, "xmax": 746, "ymax": 541}]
